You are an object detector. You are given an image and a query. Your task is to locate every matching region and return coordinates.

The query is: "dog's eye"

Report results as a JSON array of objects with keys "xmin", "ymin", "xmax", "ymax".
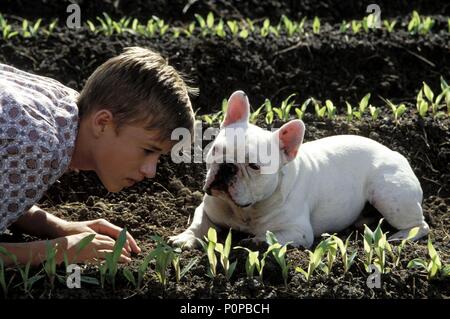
[{"xmin": 248, "ymin": 163, "xmax": 260, "ymax": 170}]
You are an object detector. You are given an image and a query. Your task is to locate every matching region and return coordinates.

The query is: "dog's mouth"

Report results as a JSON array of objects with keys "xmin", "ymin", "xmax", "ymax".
[
  {"xmin": 204, "ymin": 163, "xmax": 238, "ymax": 194},
  {"xmin": 204, "ymin": 163, "xmax": 253, "ymax": 208}
]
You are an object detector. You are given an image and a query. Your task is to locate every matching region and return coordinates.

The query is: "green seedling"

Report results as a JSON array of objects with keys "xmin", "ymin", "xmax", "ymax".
[
  {"xmin": 408, "ymin": 11, "xmax": 434, "ymax": 34},
  {"xmin": 202, "ymin": 111, "xmax": 223, "ymax": 125},
  {"xmin": 200, "ymin": 228, "xmax": 237, "ymax": 280},
  {"xmin": 200, "ymin": 228, "xmax": 218, "ymax": 278},
  {"xmin": 0, "ymin": 247, "xmax": 16, "ymax": 298},
  {"xmin": 213, "ymin": 229, "xmax": 238, "ymax": 280},
  {"xmin": 340, "ymin": 20, "xmax": 350, "ymax": 33},
  {"xmin": 325, "ymin": 99, "xmax": 336, "ymax": 120},
  {"xmin": 155, "ymin": 16, "xmax": 169, "ymax": 36},
  {"xmin": 43, "ymin": 241, "xmax": 59, "ymax": 289},
  {"xmin": 345, "ymin": 101, "xmax": 353, "ymax": 122},
  {"xmin": 250, "ymin": 104, "xmax": 265, "ymax": 124},
  {"xmin": 421, "ymin": 81, "xmax": 448, "ymax": 118},
  {"xmin": 172, "ymin": 251, "xmax": 199, "ymax": 284},
  {"xmin": 195, "ymin": 12, "xmax": 215, "ymax": 36},
  {"xmin": 215, "ymin": 19, "xmax": 226, "ymax": 37},
  {"xmin": 96, "ymin": 13, "xmax": 115, "ymax": 35},
  {"xmin": 369, "ymin": 105, "xmax": 380, "ymax": 121},
  {"xmin": 0, "ymin": 15, "xmax": 19, "ymax": 39},
  {"xmin": 416, "ymin": 89, "xmax": 428, "ymax": 118},
  {"xmin": 43, "ymin": 19, "xmax": 58, "ymax": 36},
  {"xmin": 295, "ymin": 239, "xmax": 328, "ymax": 281},
  {"xmin": 264, "ymin": 98, "xmax": 274, "ymax": 125},
  {"xmin": 363, "ymin": 219, "xmax": 393, "ymax": 273},
  {"xmin": 351, "ymin": 20, "xmax": 362, "ymax": 34},
  {"xmin": 237, "ymin": 247, "xmax": 261, "ymax": 279},
  {"xmin": 272, "ymin": 93, "xmax": 296, "ymax": 121},
  {"xmin": 282, "ymin": 15, "xmax": 297, "ymax": 36},
  {"xmin": 103, "ymin": 227, "xmax": 128, "ymax": 289},
  {"xmin": 227, "ymin": 20, "xmax": 239, "ymax": 36},
  {"xmin": 234, "ymin": 238, "xmax": 282, "ymax": 281},
  {"xmin": 384, "ymin": 98, "xmax": 406, "ymax": 123},
  {"xmin": 260, "ymin": 19, "xmax": 271, "ymax": 37},
  {"xmin": 148, "ymin": 235, "xmax": 183, "ymax": 288},
  {"xmin": 21, "ymin": 18, "xmax": 42, "ymax": 38},
  {"xmin": 313, "ymin": 99, "xmax": 327, "ymax": 119},
  {"xmin": 312, "ymin": 16, "xmax": 320, "ymax": 34},
  {"xmin": 391, "ymin": 227, "xmax": 420, "ymax": 267},
  {"xmin": 182, "ymin": 22, "xmax": 196, "ymax": 37},
  {"xmin": 122, "ymin": 252, "xmax": 153, "ymax": 289},
  {"xmin": 239, "ymin": 28, "xmax": 249, "ymax": 39},
  {"xmin": 356, "ymin": 93, "xmax": 370, "ymax": 119},
  {"xmin": 0, "ymin": 248, "xmax": 43, "ymax": 295},
  {"xmin": 295, "ymin": 98, "xmax": 312, "ymax": 120},
  {"xmin": 266, "ymin": 231, "xmax": 291, "ymax": 288},
  {"xmin": 408, "ymin": 238, "xmax": 449, "ymax": 279},
  {"xmin": 383, "ymin": 19, "xmax": 397, "ymax": 32},
  {"xmin": 330, "ymin": 234, "xmax": 357, "ymax": 273}
]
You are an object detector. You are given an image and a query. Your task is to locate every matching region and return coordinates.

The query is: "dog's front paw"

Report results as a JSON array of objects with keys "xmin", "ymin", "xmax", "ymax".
[{"xmin": 168, "ymin": 230, "xmax": 200, "ymax": 249}]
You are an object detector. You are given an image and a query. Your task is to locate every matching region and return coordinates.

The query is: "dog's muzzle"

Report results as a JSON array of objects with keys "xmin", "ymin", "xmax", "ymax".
[{"xmin": 204, "ymin": 163, "xmax": 238, "ymax": 195}]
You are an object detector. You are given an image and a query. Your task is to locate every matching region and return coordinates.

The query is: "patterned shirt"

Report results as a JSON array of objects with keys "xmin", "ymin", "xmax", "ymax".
[{"xmin": 0, "ymin": 63, "xmax": 79, "ymax": 233}]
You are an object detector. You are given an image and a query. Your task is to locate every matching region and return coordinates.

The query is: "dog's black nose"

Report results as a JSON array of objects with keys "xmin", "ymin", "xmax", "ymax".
[{"xmin": 208, "ymin": 163, "xmax": 238, "ymax": 193}]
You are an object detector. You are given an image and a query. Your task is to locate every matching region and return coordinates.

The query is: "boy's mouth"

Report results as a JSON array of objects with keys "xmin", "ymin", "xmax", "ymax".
[{"xmin": 125, "ymin": 178, "xmax": 137, "ymax": 186}]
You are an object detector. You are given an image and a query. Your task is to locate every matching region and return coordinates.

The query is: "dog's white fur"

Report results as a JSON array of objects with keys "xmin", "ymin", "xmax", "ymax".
[{"xmin": 169, "ymin": 91, "xmax": 429, "ymax": 248}]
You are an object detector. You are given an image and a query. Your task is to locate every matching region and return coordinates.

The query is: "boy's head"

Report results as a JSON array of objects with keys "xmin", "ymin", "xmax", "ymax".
[{"xmin": 76, "ymin": 47, "xmax": 196, "ymax": 192}]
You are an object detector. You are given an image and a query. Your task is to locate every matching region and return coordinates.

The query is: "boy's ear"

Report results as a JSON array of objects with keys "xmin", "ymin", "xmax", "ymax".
[
  {"xmin": 221, "ymin": 90, "xmax": 250, "ymax": 128},
  {"xmin": 92, "ymin": 109, "xmax": 114, "ymax": 136},
  {"xmin": 273, "ymin": 120, "xmax": 305, "ymax": 162}
]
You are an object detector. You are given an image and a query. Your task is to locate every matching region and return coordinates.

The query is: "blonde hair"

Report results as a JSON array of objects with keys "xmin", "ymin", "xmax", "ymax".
[{"xmin": 77, "ymin": 47, "xmax": 197, "ymax": 141}]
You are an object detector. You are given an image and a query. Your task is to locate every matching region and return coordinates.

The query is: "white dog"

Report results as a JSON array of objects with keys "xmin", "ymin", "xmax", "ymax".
[{"xmin": 169, "ymin": 91, "xmax": 429, "ymax": 248}]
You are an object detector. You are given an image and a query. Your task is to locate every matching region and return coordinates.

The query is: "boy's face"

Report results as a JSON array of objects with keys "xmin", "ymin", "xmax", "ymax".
[{"xmin": 93, "ymin": 121, "xmax": 173, "ymax": 192}]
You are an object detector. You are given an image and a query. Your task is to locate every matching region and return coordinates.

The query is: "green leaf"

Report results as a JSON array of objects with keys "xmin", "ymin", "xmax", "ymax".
[
  {"xmin": 194, "ymin": 14, "xmax": 206, "ymax": 29},
  {"xmin": 224, "ymin": 230, "xmax": 232, "ymax": 257},
  {"xmin": 206, "ymin": 12, "xmax": 214, "ymax": 29},
  {"xmin": 227, "ymin": 261, "xmax": 238, "ymax": 280},
  {"xmin": 123, "ymin": 268, "xmax": 136, "ymax": 286},
  {"xmin": 78, "ymin": 276, "xmax": 98, "ymax": 286},
  {"xmin": 207, "ymin": 228, "xmax": 217, "ymax": 243},
  {"xmin": 396, "ymin": 104, "xmax": 406, "ymax": 118},
  {"xmin": 359, "ymin": 93, "xmax": 371, "ymax": 113},
  {"xmin": 423, "ymin": 82, "xmax": 434, "ymax": 103}
]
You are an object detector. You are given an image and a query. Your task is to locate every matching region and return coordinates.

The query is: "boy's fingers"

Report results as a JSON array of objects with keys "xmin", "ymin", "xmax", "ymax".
[
  {"xmin": 93, "ymin": 236, "xmax": 131, "ymax": 257},
  {"xmin": 126, "ymin": 233, "xmax": 141, "ymax": 254},
  {"xmin": 93, "ymin": 219, "xmax": 141, "ymax": 254},
  {"xmin": 97, "ymin": 250, "xmax": 131, "ymax": 263}
]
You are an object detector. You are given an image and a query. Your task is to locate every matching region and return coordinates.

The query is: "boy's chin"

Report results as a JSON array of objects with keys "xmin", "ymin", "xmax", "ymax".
[{"xmin": 101, "ymin": 179, "xmax": 123, "ymax": 193}]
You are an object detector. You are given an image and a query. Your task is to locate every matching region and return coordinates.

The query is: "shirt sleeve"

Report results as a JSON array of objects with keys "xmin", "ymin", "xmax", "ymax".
[
  {"xmin": 0, "ymin": 135, "xmax": 59, "ymax": 233},
  {"xmin": 0, "ymin": 66, "xmax": 76, "ymax": 233}
]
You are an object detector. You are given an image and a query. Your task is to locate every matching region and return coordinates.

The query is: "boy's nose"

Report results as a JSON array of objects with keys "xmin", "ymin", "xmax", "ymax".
[{"xmin": 140, "ymin": 161, "xmax": 157, "ymax": 178}]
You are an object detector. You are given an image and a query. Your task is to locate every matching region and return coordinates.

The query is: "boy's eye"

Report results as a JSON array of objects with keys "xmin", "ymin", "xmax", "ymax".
[{"xmin": 143, "ymin": 149, "xmax": 155, "ymax": 155}]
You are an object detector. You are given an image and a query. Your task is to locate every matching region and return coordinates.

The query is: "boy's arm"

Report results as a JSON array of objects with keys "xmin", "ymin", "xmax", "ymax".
[
  {"xmin": 10, "ymin": 206, "xmax": 141, "ymax": 254},
  {"xmin": 0, "ymin": 239, "xmax": 60, "ymax": 267},
  {"xmin": 10, "ymin": 205, "xmax": 69, "ymax": 239}
]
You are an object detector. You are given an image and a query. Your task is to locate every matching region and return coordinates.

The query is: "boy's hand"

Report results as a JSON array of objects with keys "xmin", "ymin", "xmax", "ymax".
[
  {"xmin": 58, "ymin": 232, "xmax": 132, "ymax": 264},
  {"xmin": 59, "ymin": 219, "xmax": 141, "ymax": 254}
]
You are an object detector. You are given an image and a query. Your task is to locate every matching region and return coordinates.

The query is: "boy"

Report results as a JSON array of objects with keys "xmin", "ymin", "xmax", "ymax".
[{"xmin": 0, "ymin": 47, "xmax": 196, "ymax": 266}]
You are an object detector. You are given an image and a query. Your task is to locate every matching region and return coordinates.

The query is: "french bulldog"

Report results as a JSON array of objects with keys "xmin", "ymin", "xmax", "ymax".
[{"xmin": 169, "ymin": 90, "xmax": 429, "ymax": 248}]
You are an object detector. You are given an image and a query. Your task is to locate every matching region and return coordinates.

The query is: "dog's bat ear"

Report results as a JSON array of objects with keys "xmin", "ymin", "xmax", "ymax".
[
  {"xmin": 275, "ymin": 120, "xmax": 305, "ymax": 162},
  {"xmin": 221, "ymin": 90, "xmax": 250, "ymax": 128}
]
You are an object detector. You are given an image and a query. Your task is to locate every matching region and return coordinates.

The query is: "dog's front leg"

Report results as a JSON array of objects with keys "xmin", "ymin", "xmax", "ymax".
[{"xmin": 169, "ymin": 202, "xmax": 215, "ymax": 249}]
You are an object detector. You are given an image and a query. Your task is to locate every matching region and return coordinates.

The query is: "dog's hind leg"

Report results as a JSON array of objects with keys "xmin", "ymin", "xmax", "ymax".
[{"xmin": 366, "ymin": 164, "xmax": 429, "ymax": 242}]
